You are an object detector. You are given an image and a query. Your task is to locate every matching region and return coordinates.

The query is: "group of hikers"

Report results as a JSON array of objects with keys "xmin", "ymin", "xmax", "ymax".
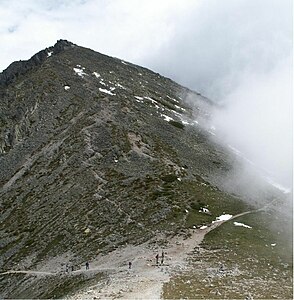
[
  {"xmin": 128, "ymin": 250, "xmax": 166, "ymax": 270},
  {"xmin": 155, "ymin": 251, "xmax": 165, "ymax": 265},
  {"xmin": 66, "ymin": 250, "xmax": 166, "ymax": 273},
  {"xmin": 65, "ymin": 261, "xmax": 89, "ymax": 272}
]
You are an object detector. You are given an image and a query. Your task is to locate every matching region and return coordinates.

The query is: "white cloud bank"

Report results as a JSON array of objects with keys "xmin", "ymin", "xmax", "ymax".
[{"xmin": 0, "ymin": 0, "xmax": 292, "ymax": 188}]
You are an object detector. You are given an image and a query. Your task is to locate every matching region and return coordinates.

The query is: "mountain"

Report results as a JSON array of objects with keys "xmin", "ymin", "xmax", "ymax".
[{"xmin": 0, "ymin": 40, "xmax": 292, "ymax": 299}]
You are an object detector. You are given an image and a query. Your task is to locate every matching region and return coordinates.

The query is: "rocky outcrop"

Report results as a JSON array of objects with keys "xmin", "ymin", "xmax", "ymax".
[{"xmin": 0, "ymin": 40, "xmax": 75, "ymax": 87}]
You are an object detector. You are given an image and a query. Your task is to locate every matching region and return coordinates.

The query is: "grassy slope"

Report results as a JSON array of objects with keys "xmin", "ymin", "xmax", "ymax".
[{"xmin": 163, "ymin": 200, "xmax": 293, "ymax": 299}]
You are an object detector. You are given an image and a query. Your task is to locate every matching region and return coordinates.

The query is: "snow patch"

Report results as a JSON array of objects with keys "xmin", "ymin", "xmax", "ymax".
[
  {"xmin": 212, "ymin": 214, "xmax": 232, "ymax": 223},
  {"xmin": 160, "ymin": 114, "xmax": 174, "ymax": 122},
  {"xmin": 233, "ymin": 222, "xmax": 252, "ymax": 229},
  {"xmin": 144, "ymin": 96, "xmax": 161, "ymax": 110},
  {"xmin": 199, "ymin": 207, "xmax": 211, "ymax": 214},
  {"xmin": 121, "ymin": 61, "xmax": 129, "ymax": 65},
  {"xmin": 92, "ymin": 72, "xmax": 101, "ymax": 78},
  {"xmin": 182, "ymin": 120, "xmax": 190, "ymax": 125},
  {"xmin": 174, "ymin": 104, "xmax": 186, "ymax": 111},
  {"xmin": 73, "ymin": 66, "xmax": 87, "ymax": 77},
  {"xmin": 200, "ymin": 225, "xmax": 208, "ymax": 230},
  {"xmin": 64, "ymin": 86, "xmax": 70, "ymax": 90},
  {"xmin": 166, "ymin": 95, "xmax": 179, "ymax": 103},
  {"xmin": 99, "ymin": 79, "xmax": 107, "ymax": 86},
  {"xmin": 47, "ymin": 51, "xmax": 53, "ymax": 57},
  {"xmin": 99, "ymin": 88, "xmax": 116, "ymax": 96},
  {"xmin": 134, "ymin": 96, "xmax": 144, "ymax": 103},
  {"xmin": 115, "ymin": 83, "xmax": 126, "ymax": 90}
]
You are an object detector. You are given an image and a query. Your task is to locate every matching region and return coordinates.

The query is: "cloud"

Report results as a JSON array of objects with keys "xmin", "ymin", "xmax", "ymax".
[
  {"xmin": 0, "ymin": 0, "xmax": 292, "ymax": 189},
  {"xmin": 143, "ymin": 0, "xmax": 292, "ymax": 190},
  {"xmin": 147, "ymin": 0, "xmax": 292, "ymax": 101},
  {"xmin": 0, "ymin": 0, "xmax": 197, "ymax": 71},
  {"xmin": 212, "ymin": 55, "xmax": 292, "ymax": 188}
]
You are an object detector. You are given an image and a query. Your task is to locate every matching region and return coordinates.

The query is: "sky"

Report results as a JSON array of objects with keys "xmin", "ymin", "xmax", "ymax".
[{"xmin": 0, "ymin": 0, "xmax": 292, "ymax": 188}]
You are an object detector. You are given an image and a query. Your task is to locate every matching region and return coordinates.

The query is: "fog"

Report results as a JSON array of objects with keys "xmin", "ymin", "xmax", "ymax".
[
  {"xmin": 145, "ymin": 0, "xmax": 293, "ymax": 191},
  {"xmin": 0, "ymin": 0, "xmax": 292, "ymax": 191},
  {"xmin": 211, "ymin": 56, "xmax": 292, "ymax": 189}
]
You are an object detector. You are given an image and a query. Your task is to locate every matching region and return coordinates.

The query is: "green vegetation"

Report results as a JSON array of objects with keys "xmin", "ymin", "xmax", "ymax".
[
  {"xmin": 163, "ymin": 207, "xmax": 293, "ymax": 299},
  {"xmin": 1, "ymin": 40, "xmax": 290, "ymax": 298},
  {"xmin": 168, "ymin": 120, "xmax": 185, "ymax": 129}
]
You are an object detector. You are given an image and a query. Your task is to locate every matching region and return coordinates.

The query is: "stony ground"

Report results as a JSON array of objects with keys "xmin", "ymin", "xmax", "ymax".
[{"xmin": 1, "ymin": 202, "xmax": 291, "ymax": 299}]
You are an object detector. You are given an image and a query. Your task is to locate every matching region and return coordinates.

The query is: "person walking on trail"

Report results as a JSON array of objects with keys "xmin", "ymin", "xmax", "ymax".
[
  {"xmin": 161, "ymin": 251, "xmax": 164, "ymax": 265},
  {"xmin": 155, "ymin": 254, "xmax": 159, "ymax": 265},
  {"xmin": 128, "ymin": 261, "xmax": 132, "ymax": 269},
  {"xmin": 85, "ymin": 261, "xmax": 89, "ymax": 270}
]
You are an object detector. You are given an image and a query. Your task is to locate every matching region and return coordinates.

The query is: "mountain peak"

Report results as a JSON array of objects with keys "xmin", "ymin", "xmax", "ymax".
[{"xmin": 0, "ymin": 39, "xmax": 75, "ymax": 87}]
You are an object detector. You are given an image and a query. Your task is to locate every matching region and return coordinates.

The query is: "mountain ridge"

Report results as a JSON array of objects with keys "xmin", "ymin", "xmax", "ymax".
[
  {"xmin": 0, "ymin": 40, "xmax": 292, "ymax": 299},
  {"xmin": 0, "ymin": 40, "xmax": 75, "ymax": 87}
]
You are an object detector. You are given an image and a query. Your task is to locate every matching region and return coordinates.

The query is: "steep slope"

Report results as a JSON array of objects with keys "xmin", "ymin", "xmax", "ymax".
[{"xmin": 0, "ymin": 40, "xmax": 291, "ymax": 298}]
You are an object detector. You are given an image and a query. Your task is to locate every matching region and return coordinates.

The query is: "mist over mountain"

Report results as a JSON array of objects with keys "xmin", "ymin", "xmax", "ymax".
[{"xmin": 0, "ymin": 40, "xmax": 292, "ymax": 299}]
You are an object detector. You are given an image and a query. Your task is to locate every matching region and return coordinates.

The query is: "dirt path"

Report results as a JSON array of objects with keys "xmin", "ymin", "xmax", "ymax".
[
  {"xmin": 0, "ymin": 270, "xmax": 55, "ymax": 276},
  {"xmin": 0, "ymin": 208, "xmax": 262, "ymax": 299},
  {"xmin": 65, "ymin": 208, "xmax": 262, "ymax": 299}
]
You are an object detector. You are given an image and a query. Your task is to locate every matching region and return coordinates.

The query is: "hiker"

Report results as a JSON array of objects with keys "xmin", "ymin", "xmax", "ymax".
[
  {"xmin": 65, "ymin": 264, "xmax": 69, "ymax": 272},
  {"xmin": 85, "ymin": 261, "xmax": 89, "ymax": 270},
  {"xmin": 155, "ymin": 254, "xmax": 159, "ymax": 265},
  {"xmin": 161, "ymin": 251, "xmax": 164, "ymax": 265},
  {"xmin": 128, "ymin": 261, "xmax": 132, "ymax": 269},
  {"xmin": 71, "ymin": 265, "xmax": 74, "ymax": 272}
]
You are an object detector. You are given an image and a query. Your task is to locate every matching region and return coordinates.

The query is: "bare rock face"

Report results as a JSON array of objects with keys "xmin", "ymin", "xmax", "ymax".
[
  {"xmin": 0, "ymin": 41, "xmax": 289, "ymax": 299},
  {"xmin": 0, "ymin": 40, "xmax": 74, "ymax": 87}
]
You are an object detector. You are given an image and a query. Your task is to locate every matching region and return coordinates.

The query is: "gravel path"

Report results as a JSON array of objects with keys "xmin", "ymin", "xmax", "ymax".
[{"xmin": 0, "ymin": 208, "xmax": 262, "ymax": 299}]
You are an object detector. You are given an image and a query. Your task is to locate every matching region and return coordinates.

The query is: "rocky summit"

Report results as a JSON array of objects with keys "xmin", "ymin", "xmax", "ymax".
[{"xmin": 0, "ymin": 40, "xmax": 292, "ymax": 299}]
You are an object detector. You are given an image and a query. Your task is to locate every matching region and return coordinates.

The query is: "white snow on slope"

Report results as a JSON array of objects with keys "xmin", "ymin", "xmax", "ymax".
[
  {"xmin": 47, "ymin": 51, "xmax": 53, "ymax": 57},
  {"xmin": 145, "ymin": 96, "xmax": 161, "ymax": 110},
  {"xmin": 199, "ymin": 207, "xmax": 211, "ymax": 214},
  {"xmin": 64, "ymin": 86, "xmax": 70, "ymax": 90},
  {"xmin": 160, "ymin": 114, "xmax": 174, "ymax": 122},
  {"xmin": 233, "ymin": 222, "xmax": 252, "ymax": 229},
  {"xmin": 73, "ymin": 66, "xmax": 87, "ymax": 77},
  {"xmin": 212, "ymin": 214, "xmax": 232, "ymax": 223},
  {"xmin": 134, "ymin": 96, "xmax": 144, "ymax": 103},
  {"xmin": 99, "ymin": 88, "xmax": 116, "ymax": 96},
  {"xmin": 175, "ymin": 104, "xmax": 186, "ymax": 111},
  {"xmin": 115, "ymin": 83, "xmax": 126, "ymax": 89},
  {"xmin": 166, "ymin": 95, "xmax": 179, "ymax": 103},
  {"xmin": 92, "ymin": 72, "xmax": 101, "ymax": 78}
]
